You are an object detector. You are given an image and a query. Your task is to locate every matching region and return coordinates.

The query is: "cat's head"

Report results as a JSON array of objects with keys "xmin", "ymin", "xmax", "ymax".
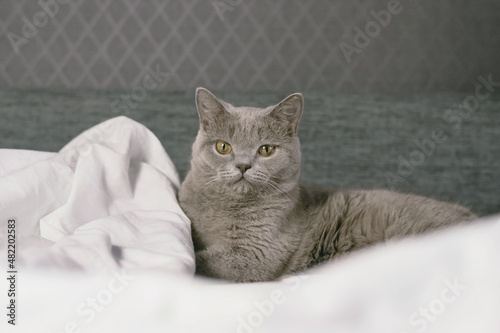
[{"xmin": 189, "ymin": 87, "xmax": 303, "ymax": 196}]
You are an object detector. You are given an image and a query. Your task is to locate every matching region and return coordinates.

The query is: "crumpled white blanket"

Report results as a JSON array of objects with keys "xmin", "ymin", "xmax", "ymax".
[
  {"xmin": 0, "ymin": 116, "xmax": 194, "ymax": 275},
  {"xmin": 0, "ymin": 117, "xmax": 499, "ymax": 333}
]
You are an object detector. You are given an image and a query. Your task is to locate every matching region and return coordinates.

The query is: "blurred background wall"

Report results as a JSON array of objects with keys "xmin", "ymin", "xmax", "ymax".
[{"xmin": 1, "ymin": 0, "xmax": 499, "ymax": 92}]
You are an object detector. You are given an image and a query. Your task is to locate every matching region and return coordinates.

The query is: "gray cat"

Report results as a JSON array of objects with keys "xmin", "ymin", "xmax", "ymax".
[{"xmin": 178, "ymin": 88, "xmax": 476, "ymax": 282}]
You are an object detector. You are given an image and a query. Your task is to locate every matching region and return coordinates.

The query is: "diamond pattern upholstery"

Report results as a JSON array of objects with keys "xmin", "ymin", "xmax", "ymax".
[{"xmin": 0, "ymin": 0, "xmax": 499, "ymax": 92}]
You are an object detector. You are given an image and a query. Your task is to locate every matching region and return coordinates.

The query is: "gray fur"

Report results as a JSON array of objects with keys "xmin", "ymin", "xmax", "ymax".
[{"xmin": 179, "ymin": 88, "xmax": 476, "ymax": 282}]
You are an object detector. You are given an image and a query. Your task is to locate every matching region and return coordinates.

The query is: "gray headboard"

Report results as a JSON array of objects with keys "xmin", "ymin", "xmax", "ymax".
[{"xmin": 1, "ymin": 0, "xmax": 499, "ymax": 92}]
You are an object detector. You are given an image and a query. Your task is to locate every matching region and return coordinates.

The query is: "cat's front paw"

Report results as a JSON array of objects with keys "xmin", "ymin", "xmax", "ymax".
[{"xmin": 194, "ymin": 247, "xmax": 275, "ymax": 282}]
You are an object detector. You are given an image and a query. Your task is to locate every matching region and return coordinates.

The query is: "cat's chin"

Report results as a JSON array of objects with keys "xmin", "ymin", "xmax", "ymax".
[
  {"xmin": 231, "ymin": 177, "xmax": 254, "ymax": 192},
  {"xmin": 220, "ymin": 176, "xmax": 265, "ymax": 196},
  {"xmin": 206, "ymin": 174, "xmax": 271, "ymax": 196}
]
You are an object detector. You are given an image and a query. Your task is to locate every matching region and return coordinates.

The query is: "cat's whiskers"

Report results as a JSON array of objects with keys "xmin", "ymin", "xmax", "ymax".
[
  {"xmin": 249, "ymin": 171, "xmax": 303, "ymax": 208},
  {"xmin": 203, "ymin": 176, "xmax": 220, "ymax": 188},
  {"xmin": 265, "ymin": 179, "xmax": 303, "ymax": 208},
  {"xmin": 219, "ymin": 168, "xmax": 240, "ymax": 180}
]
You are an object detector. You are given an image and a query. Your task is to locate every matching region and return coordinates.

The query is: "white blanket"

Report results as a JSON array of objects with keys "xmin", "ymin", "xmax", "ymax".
[
  {"xmin": 0, "ymin": 117, "xmax": 195, "ymax": 274},
  {"xmin": 1, "ymin": 117, "xmax": 499, "ymax": 333}
]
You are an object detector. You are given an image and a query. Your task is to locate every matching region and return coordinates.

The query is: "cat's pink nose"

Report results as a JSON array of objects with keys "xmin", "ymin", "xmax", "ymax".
[{"xmin": 236, "ymin": 164, "xmax": 251, "ymax": 174}]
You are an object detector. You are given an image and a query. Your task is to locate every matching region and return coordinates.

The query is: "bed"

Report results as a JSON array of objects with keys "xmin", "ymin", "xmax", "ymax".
[{"xmin": 1, "ymin": 90, "xmax": 499, "ymax": 332}]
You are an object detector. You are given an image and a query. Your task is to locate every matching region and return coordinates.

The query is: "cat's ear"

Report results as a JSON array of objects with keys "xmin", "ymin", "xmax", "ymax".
[
  {"xmin": 195, "ymin": 87, "xmax": 227, "ymax": 129},
  {"xmin": 270, "ymin": 93, "xmax": 303, "ymax": 134}
]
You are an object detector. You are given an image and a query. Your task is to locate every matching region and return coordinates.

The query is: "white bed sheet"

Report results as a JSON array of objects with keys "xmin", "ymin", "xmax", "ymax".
[
  {"xmin": 1, "ymin": 117, "xmax": 499, "ymax": 333},
  {"xmin": 0, "ymin": 116, "xmax": 195, "ymax": 274}
]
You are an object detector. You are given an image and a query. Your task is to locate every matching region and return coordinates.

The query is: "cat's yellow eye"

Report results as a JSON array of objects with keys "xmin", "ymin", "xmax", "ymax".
[
  {"xmin": 259, "ymin": 145, "xmax": 275, "ymax": 157},
  {"xmin": 216, "ymin": 141, "xmax": 232, "ymax": 154}
]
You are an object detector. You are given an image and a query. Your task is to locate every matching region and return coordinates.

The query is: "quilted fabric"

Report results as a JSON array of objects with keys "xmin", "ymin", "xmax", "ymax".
[{"xmin": 0, "ymin": 0, "xmax": 499, "ymax": 92}]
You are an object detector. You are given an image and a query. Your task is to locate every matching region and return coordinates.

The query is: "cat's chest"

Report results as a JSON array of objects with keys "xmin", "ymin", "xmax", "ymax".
[
  {"xmin": 196, "ymin": 199, "xmax": 274, "ymax": 226},
  {"xmin": 190, "ymin": 197, "xmax": 283, "ymax": 246}
]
